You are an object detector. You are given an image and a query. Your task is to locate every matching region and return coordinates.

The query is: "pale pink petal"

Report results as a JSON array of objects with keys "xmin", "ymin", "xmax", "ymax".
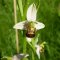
[
  {"xmin": 27, "ymin": 4, "xmax": 37, "ymax": 21},
  {"xmin": 35, "ymin": 45, "xmax": 40, "ymax": 59},
  {"xmin": 35, "ymin": 21, "xmax": 45, "ymax": 30},
  {"xmin": 13, "ymin": 21, "xmax": 26, "ymax": 30}
]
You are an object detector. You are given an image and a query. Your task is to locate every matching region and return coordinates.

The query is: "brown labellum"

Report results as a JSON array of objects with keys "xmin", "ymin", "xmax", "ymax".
[{"xmin": 26, "ymin": 27, "xmax": 36, "ymax": 38}]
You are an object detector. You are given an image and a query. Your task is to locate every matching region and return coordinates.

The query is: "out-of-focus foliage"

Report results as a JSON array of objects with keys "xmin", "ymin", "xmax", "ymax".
[
  {"xmin": 0, "ymin": 0, "xmax": 16, "ymax": 56},
  {"xmin": 0, "ymin": 0, "xmax": 60, "ymax": 60}
]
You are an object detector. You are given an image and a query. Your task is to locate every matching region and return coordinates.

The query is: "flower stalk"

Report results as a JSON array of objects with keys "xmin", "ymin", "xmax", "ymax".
[{"xmin": 13, "ymin": 0, "xmax": 19, "ymax": 53}]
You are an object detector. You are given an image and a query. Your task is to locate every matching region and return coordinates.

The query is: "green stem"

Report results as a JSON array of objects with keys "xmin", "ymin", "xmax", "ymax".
[
  {"xmin": 13, "ymin": 0, "xmax": 19, "ymax": 53},
  {"xmin": 32, "ymin": 52, "xmax": 35, "ymax": 60},
  {"xmin": 23, "ymin": 37, "xmax": 26, "ymax": 53}
]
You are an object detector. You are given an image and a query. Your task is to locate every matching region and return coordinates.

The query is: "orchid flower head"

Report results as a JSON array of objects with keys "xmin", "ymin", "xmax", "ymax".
[
  {"xmin": 13, "ymin": 3, "xmax": 45, "ymax": 41},
  {"xmin": 35, "ymin": 42, "xmax": 46, "ymax": 59}
]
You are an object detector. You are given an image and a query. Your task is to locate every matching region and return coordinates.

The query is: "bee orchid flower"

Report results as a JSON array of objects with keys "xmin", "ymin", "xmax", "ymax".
[
  {"xmin": 13, "ymin": 3, "xmax": 45, "ymax": 42},
  {"xmin": 35, "ymin": 44, "xmax": 44, "ymax": 59},
  {"xmin": 35, "ymin": 42, "xmax": 46, "ymax": 59}
]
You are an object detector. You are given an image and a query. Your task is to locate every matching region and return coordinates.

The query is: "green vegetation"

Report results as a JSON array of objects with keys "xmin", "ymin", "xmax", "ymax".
[{"xmin": 0, "ymin": 0, "xmax": 60, "ymax": 60}]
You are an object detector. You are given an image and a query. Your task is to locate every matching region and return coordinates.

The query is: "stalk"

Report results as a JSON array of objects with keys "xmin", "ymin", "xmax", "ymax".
[
  {"xmin": 32, "ymin": 52, "xmax": 35, "ymax": 60},
  {"xmin": 13, "ymin": 0, "xmax": 19, "ymax": 53},
  {"xmin": 31, "ymin": 38, "xmax": 35, "ymax": 60}
]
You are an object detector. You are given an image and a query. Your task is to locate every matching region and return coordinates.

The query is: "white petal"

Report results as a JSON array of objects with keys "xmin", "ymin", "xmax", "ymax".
[
  {"xmin": 35, "ymin": 45, "xmax": 40, "ymax": 59},
  {"xmin": 12, "ymin": 53, "xmax": 29, "ymax": 60},
  {"xmin": 35, "ymin": 21, "xmax": 45, "ymax": 30},
  {"xmin": 27, "ymin": 4, "xmax": 37, "ymax": 21},
  {"xmin": 26, "ymin": 37, "xmax": 32, "ymax": 42},
  {"xmin": 13, "ymin": 21, "xmax": 26, "ymax": 30},
  {"xmin": 19, "ymin": 53, "xmax": 29, "ymax": 58},
  {"xmin": 12, "ymin": 55, "xmax": 18, "ymax": 60}
]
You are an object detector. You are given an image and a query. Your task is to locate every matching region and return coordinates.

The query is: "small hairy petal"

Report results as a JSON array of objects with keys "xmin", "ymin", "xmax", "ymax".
[{"xmin": 27, "ymin": 4, "xmax": 37, "ymax": 21}]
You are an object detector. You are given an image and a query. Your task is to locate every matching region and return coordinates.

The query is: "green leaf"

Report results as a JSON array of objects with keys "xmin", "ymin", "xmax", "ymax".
[{"xmin": 17, "ymin": 0, "xmax": 23, "ymax": 17}]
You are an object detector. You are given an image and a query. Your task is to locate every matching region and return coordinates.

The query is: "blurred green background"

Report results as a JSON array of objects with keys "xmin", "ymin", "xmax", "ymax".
[{"xmin": 0, "ymin": 0, "xmax": 60, "ymax": 60}]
